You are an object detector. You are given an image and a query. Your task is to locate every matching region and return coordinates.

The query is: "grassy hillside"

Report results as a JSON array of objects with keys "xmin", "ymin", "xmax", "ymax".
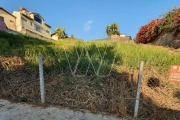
[
  {"xmin": 1, "ymin": 31, "xmax": 180, "ymax": 72},
  {"xmin": 0, "ymin": 31, "xmax": 180, "ymax": 119}
]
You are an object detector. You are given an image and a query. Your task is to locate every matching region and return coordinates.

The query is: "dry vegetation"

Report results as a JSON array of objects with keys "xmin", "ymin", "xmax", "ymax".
[{"xmin": 0, "ymin": 31, "xmax": 180, "ymax": 119}]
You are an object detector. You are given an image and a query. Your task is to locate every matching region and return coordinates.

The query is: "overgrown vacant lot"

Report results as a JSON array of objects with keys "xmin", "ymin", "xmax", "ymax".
[{"xmin": 0, "ymin": 31, "xmax": 180, "ymax": 119}]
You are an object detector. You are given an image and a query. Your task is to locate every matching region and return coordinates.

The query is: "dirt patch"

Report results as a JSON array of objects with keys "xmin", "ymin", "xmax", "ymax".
[
  {"xmin": 1, "ymin": 56, "xmax": 180, "ymax": 119},
  {"xmin": 153, "ymin": 32, "xmax": 180, "ymax": 49}
]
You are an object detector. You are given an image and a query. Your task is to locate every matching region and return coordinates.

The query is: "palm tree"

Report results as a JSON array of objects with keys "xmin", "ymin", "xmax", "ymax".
[
  {"xmin": 106, "ymin": 23, "xmax": 120, "ymax": 37},
  {"xmin": 106, "ymin": 25, "xmax": 111, "ymax": 37},
  {"xmin": 55, "ymin": 27, "xmax": 68, "ymax": 39}
]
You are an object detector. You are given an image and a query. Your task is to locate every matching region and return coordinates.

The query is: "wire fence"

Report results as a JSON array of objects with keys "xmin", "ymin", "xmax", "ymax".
[
  {"xmin": 138, "ymin": 65, "xmax": 180, "ymax": 120},
  {"xmin": 0, "ymin": 46, "xmax": 180, "ymax": 119}
]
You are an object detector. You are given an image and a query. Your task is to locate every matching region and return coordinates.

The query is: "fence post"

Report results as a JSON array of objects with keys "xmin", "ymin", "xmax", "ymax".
[
  {"xmin": 134, "ymin": 61, "xmax": 144, "ymax": 118},
  {"xmin": 38, "ymin": 54, "xmax": 45, "ymax": 104}
]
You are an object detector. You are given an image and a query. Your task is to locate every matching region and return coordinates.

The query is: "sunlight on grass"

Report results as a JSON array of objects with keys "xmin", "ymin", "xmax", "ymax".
[{"xmin": 1, "ymin": 31, "xmax": 180, "ymax": 74}]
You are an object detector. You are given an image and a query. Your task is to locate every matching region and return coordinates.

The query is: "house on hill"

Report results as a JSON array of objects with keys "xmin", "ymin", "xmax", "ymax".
[
  {"xmin": 110, "ymin": 34, "xmax": 132, "ymax": 40},
  {"xmin": 0, "ymin": 7, "xmax": 52, "ymax": 39},
  {"xmin": 0, "ymin": 7, "xmax": 16, "ymax": 31},
  {"xmin": 51, "ymin": 32, "xmax": 58, "ymax": 40},
  {"xmin": 0, "ymin": 7, "xmax": 21, "ymax": 34},
  {"xmin": 13, "ymin": 7, "xmax": 51, "ymax": 40}
]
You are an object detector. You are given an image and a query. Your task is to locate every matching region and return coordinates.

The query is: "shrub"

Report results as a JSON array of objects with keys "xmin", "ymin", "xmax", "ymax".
[
  {"xmin": 135, "ymin": 7, "xmax": 180, "ymax": 43},
  {"xmin": 136, "ymin": 19, "xmax": 160, "ymax": 43}
]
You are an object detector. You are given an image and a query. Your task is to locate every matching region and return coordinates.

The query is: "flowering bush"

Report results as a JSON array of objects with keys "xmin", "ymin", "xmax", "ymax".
[
  {"xmin": 135, "ymin": 7, "xmax": 180, "ymax": 43},
  {"xmin": 135, "ymin": 19, "xmax": 160, "ymax": 43}
]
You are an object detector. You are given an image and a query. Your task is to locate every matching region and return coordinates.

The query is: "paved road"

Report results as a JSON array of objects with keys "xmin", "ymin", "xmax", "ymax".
[{"xmin": 0, "ymin": 99, "xmax": 122, "ymax": 120}]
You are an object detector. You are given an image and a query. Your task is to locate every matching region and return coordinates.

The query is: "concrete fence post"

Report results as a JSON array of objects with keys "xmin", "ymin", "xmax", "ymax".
[
  {"xmin": 134, "ymin": 61, "xmax": 144, "ymax": 118},
  {"xmin": 38, "ymin": 54, "xmax": 45, "ymax": 104}
]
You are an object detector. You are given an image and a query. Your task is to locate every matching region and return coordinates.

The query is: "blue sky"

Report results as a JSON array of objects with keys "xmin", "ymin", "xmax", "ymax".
[{"xmin": 1, "ymin": 0, "xmax": 180, "ymax": 40}]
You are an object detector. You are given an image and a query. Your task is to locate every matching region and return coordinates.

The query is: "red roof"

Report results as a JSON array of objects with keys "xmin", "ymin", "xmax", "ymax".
[{"xmin": 0, "ymin": 17, "xmax": 8, "ymax": 31}]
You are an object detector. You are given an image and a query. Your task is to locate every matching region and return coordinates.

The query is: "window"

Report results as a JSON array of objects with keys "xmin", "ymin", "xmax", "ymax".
[
  {"xmin": 30, "ymin": 22, "xmax": 33, "ymax": 26},
  {"xmin": 46, "ymin": 30, "xmax": 49, "ymax": 33},
  {"xmin": 34, "ymin": 24, "xmax": 42, "ymax": 32},
  {"xmin": 34, "ymin": 15, "xmax": 42, "ymax": 24},
  {"xmin": 0, "ymin": 16, "xmax": 4, "ymax": 21},
  {"xmin": 21, "ymin": 17, "xmax": 27, "ymax": 22},
  {"xmin": 10, "ymin": 20, "xmax": 14, "ymax": 23},
  {"xmin": 21, "ymin": 17, "xmax": 27, "ymax": 29}
]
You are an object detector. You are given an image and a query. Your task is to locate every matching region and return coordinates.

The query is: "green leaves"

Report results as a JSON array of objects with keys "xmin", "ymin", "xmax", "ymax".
[
  {"xmin": 55, "ymin": 27, "xmax": 68, "ymax": 39},
  {"xmin": 106, "ymin": 22, "xmax": 120, "ymax": 37}
]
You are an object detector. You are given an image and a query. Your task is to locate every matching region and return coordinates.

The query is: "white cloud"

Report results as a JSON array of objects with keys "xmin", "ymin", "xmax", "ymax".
[{"xmin": 83, "ymin": 20, "xmax": 93, "ymax": 31}]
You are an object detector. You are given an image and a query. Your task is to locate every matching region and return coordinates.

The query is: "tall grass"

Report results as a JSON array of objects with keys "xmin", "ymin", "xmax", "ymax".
[
  {"xmin": 119, "ymin": 42, "xmax": 180, "ymax": 72},
  {"xmin": 1, "ymin": 31, "xmax": 180, "ymax": 74}
]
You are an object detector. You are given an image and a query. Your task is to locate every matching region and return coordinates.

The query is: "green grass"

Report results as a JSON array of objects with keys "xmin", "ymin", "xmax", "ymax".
[
  {"xmin": 1, "ymin": 31, "xmax": 180, "ymax": 74},
  {"xmin": 117, "ymin": 42, "xmax": 176, "ymax": 71}
]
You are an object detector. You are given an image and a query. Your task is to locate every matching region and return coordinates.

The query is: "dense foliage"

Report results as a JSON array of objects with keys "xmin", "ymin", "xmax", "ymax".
[
  {"xmin": 55, "ymin": 27, "xmax": 68, "ymax": 39},
  {"xmin": 106, "ymin": 23, "xmax": 120, "ymax": 37},
  {"xmin": 135, "ymin": 7, "xmax": 180, "ymax": 43}
]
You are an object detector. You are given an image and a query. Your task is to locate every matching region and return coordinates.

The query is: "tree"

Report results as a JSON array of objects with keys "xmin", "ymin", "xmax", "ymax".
[
  {"xmin": 106, "ymin": 23, "xmax": 120, "ymax": 37},
  {"xmin": 55, "ymin": 27, "xmax": 68, "ymax": 39}
]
